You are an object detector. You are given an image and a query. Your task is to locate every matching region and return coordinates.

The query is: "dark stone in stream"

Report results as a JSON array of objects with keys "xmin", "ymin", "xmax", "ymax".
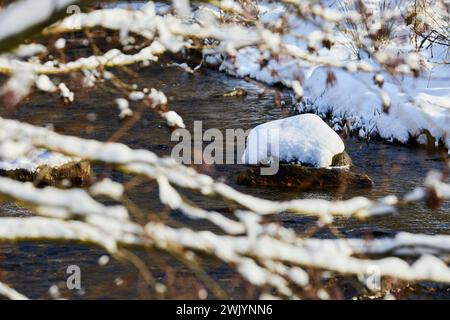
[
  {"xmin": 275, "ymin": 151, "xmax": 352, "ymax": 168},
  {"xmin": 237, "ymin": 164, "xmax": 373, "ymax": 189},
  {"xmin": 211, "ymin": 87, "xmax": 248, "ymax": 98},
  {"xmin": 0, "ymin": 160, "xmax": 91, "ymax": 187},
  {"xmin": 331, "ymin": 151, "xmax": 352, "ymax": 167}
]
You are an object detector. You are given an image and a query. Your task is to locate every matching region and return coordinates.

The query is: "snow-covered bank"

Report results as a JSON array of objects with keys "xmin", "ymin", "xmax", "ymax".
[
  {"xmin": 216, "ymin": 1, "xmax": 450, "ymax": 152},
  {"xmin": 301, "ymin": 67, "xmax": 450, "ymax": 148}
]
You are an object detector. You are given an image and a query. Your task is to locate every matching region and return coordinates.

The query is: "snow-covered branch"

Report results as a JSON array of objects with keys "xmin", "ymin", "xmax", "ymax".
[
  {"xmin": 0, "ymin": 0, "xmax": 83, "ymax": 53},
  {"xmin": 145, "ymin": 222, "xmax": 450, "ymax": 285},
  {"xmin": 0, "ymin": 281, "xmax": 29, "ymax": 300}
]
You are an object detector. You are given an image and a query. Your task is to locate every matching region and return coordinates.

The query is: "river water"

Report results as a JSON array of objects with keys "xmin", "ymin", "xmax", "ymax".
[{"xmin": 0, "ymin": 62, "xmax": 448, "ymax": 299}]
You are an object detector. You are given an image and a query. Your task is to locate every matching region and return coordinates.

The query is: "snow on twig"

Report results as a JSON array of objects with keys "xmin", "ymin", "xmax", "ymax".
[{"xmin": 0, "ymin": 281, "xmax": 29, "ymax": 300}]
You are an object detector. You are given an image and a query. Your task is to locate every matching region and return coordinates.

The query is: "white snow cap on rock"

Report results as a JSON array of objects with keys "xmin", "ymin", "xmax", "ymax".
[
  {"xmin": 0, "ymin": 149, "xmax": 74, "ymax": 172},
  {"xmin": 242, "ymin": 114, "xmax": 345, "ymax": 168}
]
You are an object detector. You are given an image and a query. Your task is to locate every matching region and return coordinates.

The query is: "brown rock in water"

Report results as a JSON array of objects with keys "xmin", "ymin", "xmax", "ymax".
[
  {"xmin": 237, "ymin": 164, "xmax": 373, "ymax": 189},
  {"xmin": 331, "ymin": 151, "xmax": 352, "ymax": 167},
  {"xmin": 0, "ymin": 160, "xmax": 91, "ymax": 187},
  {"xmin": 222, "ymin": 88, "xmax": 248, "ymax": 97}
]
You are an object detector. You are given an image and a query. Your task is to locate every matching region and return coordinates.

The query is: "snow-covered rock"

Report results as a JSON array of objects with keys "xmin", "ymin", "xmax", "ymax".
[
  {"xmin": 0, "ymin": 148, "xmax": 90, "ymax": 186},
  {"xmin": 242, "ymin": 113, "xmax": 346, "ymax": 168}
]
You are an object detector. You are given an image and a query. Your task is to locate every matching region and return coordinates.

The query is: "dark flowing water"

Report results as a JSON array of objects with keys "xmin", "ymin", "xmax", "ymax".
[{"xmin": 0, "ymin": 61, "xmax": 448, "ymax": 299}]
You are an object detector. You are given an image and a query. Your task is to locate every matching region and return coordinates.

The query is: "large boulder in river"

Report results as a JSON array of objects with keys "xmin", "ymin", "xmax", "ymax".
[
  {"xmin": 237, "ymin": 165, "xmax": 373, "ymax": 189},
  {"xmin": 241, "ymin": 113, "xmax": 351, "ymax": 167},
  {"xmin": 238, "ymin": 114, "xmax": 372, "ymax": 189}
]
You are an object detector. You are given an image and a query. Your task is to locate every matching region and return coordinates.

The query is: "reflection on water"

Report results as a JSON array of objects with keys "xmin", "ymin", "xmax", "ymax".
[{"xmin": 0, "ymin": 62, "xmax": 448, "ymax": 299}]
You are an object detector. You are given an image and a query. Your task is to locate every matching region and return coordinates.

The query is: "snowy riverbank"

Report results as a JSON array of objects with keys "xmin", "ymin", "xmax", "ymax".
[{"xmin": 216, "ymin": 1, "xmax": 450, "ymax": 152}]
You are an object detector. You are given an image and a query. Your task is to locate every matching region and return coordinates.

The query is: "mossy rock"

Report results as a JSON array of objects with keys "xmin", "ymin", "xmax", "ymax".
[
  {"xmin": 0, "ymin": 160, "xmax": 92, "ymax": 187},
  {"xmin": 278, "ymin": 151, "xmax": 352, "ymax": 168},
  {"xmin": 331, "ymin": 151, "xmax": 352, "ymax": 167}
]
